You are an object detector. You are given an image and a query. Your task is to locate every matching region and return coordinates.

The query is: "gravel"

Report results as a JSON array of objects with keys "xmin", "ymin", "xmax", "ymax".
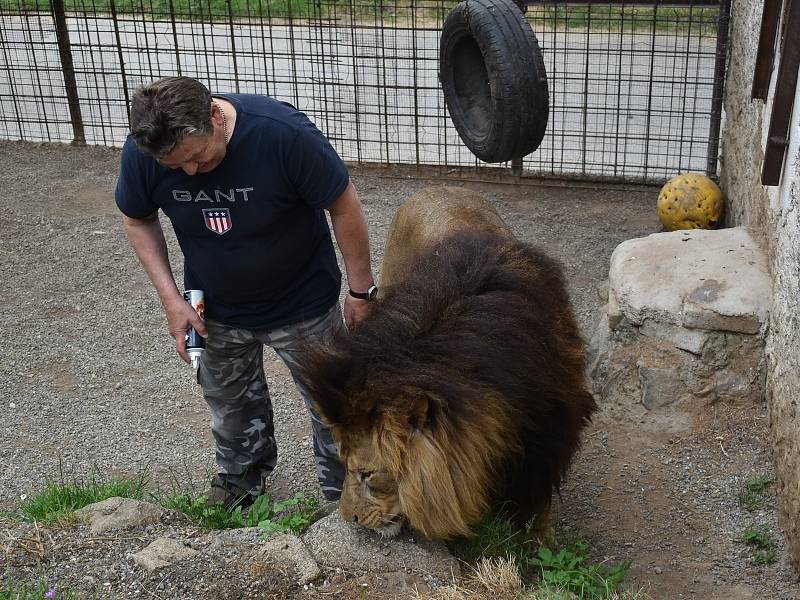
[{"xmin": 1, "ymin": 140, "xmax": 798, "ymax": 598}]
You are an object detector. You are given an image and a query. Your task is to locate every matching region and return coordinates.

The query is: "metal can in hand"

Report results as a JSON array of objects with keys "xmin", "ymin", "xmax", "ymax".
[{"xmin": 183, "ymin": 289, "xmax": 205, "ymax": 369}]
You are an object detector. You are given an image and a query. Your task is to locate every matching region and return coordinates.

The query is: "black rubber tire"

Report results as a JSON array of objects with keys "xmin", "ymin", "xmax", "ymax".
[{"xmin": 440, "ymin": 0, "xmax": 549, "ymax": 163}]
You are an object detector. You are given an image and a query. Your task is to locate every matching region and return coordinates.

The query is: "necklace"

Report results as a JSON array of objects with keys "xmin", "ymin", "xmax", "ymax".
[{"xmin": 215, "ymin": 102, "xmax": 228, "ymax": 145}]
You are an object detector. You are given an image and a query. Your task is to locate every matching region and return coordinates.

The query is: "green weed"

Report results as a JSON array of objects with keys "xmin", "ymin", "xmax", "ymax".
[
  {"xmin": 532, "ymin": 541, "xmax": 630, "ymax": 599},
  {"xmin": 738, "ymin": 474, "xmax": 773, "ymax": 511},
  {"xmin": 159, "ymin": 490, "xmax": 319, "ymax": 533},
  {"xmin": 449, "ymin": 512, "xmax": 629, "ymax": 598},
  {"xmin": 252, "ymin": 492, "xmax": 321, "ymax": 535},
  {"xmin": 741, "ymin": 525, "xmax": 777, "ymax": 566},
  {"xmin": 746, "ymin": 474, "xmax": 773, "ymax": 494},
  {"xmin": 449, "ymin": 511, "xmax": 539, "ymax": 573},
  {"xmin": 159, "ymin": 491, "xmax": 246, "ymax": 529},
  {"xmin": 0, "ymin": 579, "xmax": 84, "ymax": 599}
]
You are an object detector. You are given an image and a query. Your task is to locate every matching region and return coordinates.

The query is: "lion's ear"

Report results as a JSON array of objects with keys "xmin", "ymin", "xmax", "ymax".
[
  {"xmin": 301, "ymin": 347, "xmax": 367, "ymax": 426},
  {"xmin": 406, "ymin": 391, "xmax": 438, "ymax": 433}
]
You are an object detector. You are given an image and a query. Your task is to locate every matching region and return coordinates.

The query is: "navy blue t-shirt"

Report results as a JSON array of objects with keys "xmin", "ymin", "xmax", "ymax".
[{"xmin": 115, "ymin": 94, "xmax": 349, "ymax": 329}]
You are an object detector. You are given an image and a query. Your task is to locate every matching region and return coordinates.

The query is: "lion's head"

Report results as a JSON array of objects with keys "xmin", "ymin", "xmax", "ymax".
[
  {"xmin": 325, "ymin": 375, "xmax": 522, "ymax": 539},
  {"xmin": 302, "ymin": 188, "xmax": 596, "ymax": 540}
]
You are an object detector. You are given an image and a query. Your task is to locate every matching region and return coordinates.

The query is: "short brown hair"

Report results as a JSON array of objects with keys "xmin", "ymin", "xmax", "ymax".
[{"xmin": 129, "ymin": 76, "xmax": 213, "ymax": 157}]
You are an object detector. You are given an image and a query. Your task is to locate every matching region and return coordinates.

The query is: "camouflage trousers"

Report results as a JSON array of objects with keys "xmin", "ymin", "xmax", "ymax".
[{"xmin": 197, "ymin": 303, "xmax": 345, "ymax": 501}]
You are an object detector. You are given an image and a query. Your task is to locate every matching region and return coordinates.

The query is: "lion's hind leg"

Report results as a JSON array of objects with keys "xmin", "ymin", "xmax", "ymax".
[
  {"xmin": 522, "ymin": 505, "xmax": 555, "ymax": 548},
  {"xmin": 482, "ymin": 501, "xmax": 554, "ymax": 549}
]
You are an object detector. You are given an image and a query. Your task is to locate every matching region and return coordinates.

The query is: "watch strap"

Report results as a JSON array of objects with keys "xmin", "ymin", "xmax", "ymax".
[{"xmin": 348, "ymin": 285, "xmax": 378, "ymax": 300}]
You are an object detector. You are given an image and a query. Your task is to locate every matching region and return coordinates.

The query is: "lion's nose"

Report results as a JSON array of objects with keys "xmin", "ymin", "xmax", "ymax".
[{"xmin": 352, "ymin": 514, "xmax": 358, "ymax": 523}]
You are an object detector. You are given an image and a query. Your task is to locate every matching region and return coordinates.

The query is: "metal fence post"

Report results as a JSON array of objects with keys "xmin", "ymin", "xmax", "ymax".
[
  {"xmin": 226, "ymin": 0, "xmax": 240, "ymax": 93},
  {"xmin": 110, "ymin": 0, "xmax": 131, "ymax": 122},
  {"xmin": 51, "ymin": 0, "xmax": 85, "ymax": 145},
  {"xmin": 706, "ymin": 0, "xmax": 732, "ymax": 177},
  {"xmin": 510, "ymin": 0, "xmax": 527, "ymax": 177}
]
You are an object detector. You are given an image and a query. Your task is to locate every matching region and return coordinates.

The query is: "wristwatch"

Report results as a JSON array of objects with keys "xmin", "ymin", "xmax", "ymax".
[{"xmin": 348, "ymin": 284, "xmax": 378, "ymax": 301}]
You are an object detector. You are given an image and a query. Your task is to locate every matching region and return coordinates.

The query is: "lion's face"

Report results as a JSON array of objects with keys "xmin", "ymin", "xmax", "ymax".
[{"xmin": 338, "ymin": 435, "xmax": 404, "ymax": 537}]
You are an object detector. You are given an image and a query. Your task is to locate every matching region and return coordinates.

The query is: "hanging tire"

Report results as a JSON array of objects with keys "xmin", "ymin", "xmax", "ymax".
[{"xmin": 440, "ymin": 0, "xmax": 549, "ymax": 164}]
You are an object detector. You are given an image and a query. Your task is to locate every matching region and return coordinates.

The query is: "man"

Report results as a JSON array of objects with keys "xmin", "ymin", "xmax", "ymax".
[{"xmin": 115, "ymin": 76, "xmax": 376, "ymax": 508}]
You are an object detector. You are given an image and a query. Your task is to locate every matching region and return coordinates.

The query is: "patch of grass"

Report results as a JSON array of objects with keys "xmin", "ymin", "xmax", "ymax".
[
  {"xmin": 16, "ymin": 473, "xmax": 146, "ymax": 525},
  {"xmin": 159, "ymin": 490, "xmax": 320, "ymax": 533},
  {"xmin": 0, "ymin": 579, "xmax": 84, "ymax": 599},
  {"xmin": 531, "ymin": 541, "xmax": 630, "ymax": 599},
  {"xmin": 746, "ymin": 474, "xmax": 773, "ymax": 494},
  {"xmin": 527, "ymin": 583, "xmax": 650, "ymax": 600},
  {"xmin": 13, "ymin": 462, "xmax": 319, "ymax": 534},
  {"xmin": 159, "ymin": 491, "xmax": 247, "ymax": 529},
  {"xmin": 2, "ymin": 0, "xmax": 417, "ymax": 21},
  {"xmin": 737, "ymin": 474, "xmax": 773, "ymax": 511},
  {"xmin": 449, "ymin": 511, "xmax": 539, "ymax": 574},
  {"xmin": 528, "ymin": 5, "xmax": 718, "ymax": 34},
  {"xmin": 741, "ymin": 525, "xmax": 777, "ymax": 566},
  {"xmin": 449, "ymin": 512, "xmax": 629, "ymax": 598},
  {"xmin": 1, "ymin": 0, "xmax": 716, "ymax": 33},
  {"xmin": 253, "ymin": 492, "xmax": 321, "ymax": 535}
]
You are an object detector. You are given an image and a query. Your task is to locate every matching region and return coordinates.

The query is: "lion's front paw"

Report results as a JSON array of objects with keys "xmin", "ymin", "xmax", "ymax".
[{"xmin": 378, "ymin": 516, "xmax": 405, "ymax": 538}]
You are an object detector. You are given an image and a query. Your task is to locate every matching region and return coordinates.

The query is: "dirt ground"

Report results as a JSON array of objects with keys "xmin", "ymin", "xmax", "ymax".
[{"xmin": 1, "ymin": 140, "xmax": 799, "ymax": 599}]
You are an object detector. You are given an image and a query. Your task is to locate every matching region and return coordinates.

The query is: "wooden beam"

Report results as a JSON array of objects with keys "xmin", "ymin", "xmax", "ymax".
[
  {"xmin": 752, "ymin": 0, "xmax": 783, "ymax": 100},
  {"xmin": 762, "ymin": 0, "xmax": 800, "ymax": 185}
]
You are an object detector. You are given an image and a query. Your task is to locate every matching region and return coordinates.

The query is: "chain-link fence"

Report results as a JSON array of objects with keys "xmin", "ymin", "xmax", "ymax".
[{"xmin": 0, "ymin": 0, "xmax": 729, "ymax": 182}]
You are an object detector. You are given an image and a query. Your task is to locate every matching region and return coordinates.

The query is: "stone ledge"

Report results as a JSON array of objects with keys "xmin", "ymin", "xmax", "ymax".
[
  {"xmin": 608, "ymin": 227, "xmax": 770, "ymax": 334},
  {"xmin": 590, "ymin": 227, "xmax": 771, "ymax": 412}
]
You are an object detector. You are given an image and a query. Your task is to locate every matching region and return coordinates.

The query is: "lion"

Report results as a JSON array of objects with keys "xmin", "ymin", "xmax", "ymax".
[{"xmin": 301, "ymin": 187, "xmax": 597, "ymax": 540}]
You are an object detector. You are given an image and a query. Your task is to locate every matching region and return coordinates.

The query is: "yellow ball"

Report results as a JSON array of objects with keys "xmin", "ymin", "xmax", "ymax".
[{"xmin": 657, "ymin": 172, "xmax": 724, "ymax": 231}]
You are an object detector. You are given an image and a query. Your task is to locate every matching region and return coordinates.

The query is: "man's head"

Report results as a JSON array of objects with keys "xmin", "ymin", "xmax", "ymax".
[{"xmin": 130, "ymin": 77, "xmax": 227, "ymax": 174}]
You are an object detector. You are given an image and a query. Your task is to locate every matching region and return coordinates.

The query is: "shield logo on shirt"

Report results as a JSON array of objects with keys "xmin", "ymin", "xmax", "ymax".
[{"xmin": 203, "ymin": 208, "xmax": 232, "ymax": 235}]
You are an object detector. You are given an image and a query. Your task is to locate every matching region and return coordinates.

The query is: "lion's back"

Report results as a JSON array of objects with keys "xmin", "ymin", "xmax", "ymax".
[{"xmin": 380, "ymin": 187, "xmax": 511, "ymax": 289}]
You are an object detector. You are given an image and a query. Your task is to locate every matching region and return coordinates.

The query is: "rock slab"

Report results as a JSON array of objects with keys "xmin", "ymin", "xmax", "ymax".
[
  {"xmin": 132, "ymin": 536, "xmax": 199, "ymax": 572},
  {"xmin": 302, "ymin": 513, "xmax": 460, "ymax": 584},
  {"xmin": 75, "ymin": 497, "xmax": 179, "ymax": 534},
  {"xmin": 257, "ymin": 533, "xmax": 321, "ymax": 585}
]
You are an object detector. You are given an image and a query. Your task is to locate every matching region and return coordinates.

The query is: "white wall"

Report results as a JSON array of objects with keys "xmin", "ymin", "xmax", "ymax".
[{"xmin": 720, "ymin": 0, "xmax": 800, "ymax": 568}]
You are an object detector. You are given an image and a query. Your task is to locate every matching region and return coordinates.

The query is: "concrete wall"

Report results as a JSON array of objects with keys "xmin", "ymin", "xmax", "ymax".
[
  {"xmin": 718, "ymin": 0, "xmax": 771, "ymax": 229},
  {"xmin": 720, "ymin": 0, "xmax": 800, "ymax": 568}
]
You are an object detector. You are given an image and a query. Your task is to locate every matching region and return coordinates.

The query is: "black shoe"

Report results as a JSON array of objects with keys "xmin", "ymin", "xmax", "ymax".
[{"xmin": 207, "ymin": 480, "xmax": 255, "ymax": 510}]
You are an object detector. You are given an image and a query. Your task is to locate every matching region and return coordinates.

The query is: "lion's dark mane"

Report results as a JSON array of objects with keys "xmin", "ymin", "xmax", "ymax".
[{"xmin": 304, "ymin": 229, "xmax": 596, "ymax": 529}]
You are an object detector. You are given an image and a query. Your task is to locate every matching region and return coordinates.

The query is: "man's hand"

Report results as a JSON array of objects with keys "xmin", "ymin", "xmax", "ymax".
[
  {"xmin": 164, "ymin": 296, "xmax": 207, "ymax": 364},
  {"xmin": 122, "ymin": 213, "xmax": 208, "ymax": 364},
  {"xmin": 343, "ymin": 294, "xmax": 372, "ymax": 330}
]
